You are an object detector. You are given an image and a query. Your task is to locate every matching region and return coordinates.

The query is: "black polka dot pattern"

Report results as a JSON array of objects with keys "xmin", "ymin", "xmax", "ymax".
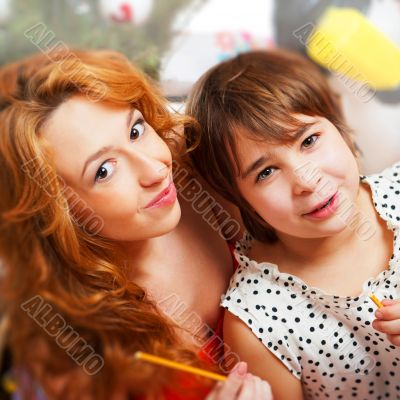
[{"xmin": 221, "ymin": 163, "xmax": 400, "ymax": 399}]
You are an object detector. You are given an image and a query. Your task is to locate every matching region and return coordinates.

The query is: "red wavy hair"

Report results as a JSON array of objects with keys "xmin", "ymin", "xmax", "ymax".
[{"xmin": 0, "ymin": 49, "xmax": 204, "ymax": 399}]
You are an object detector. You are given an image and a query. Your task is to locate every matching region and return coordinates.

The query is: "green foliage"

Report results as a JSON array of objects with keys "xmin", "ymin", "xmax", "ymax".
[{"xmin": 0, "ymin": 0, "xmax": 201, "ymax": 79}]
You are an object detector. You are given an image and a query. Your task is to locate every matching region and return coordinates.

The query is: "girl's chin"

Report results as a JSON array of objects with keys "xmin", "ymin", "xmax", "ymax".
[
  {"xmin": 305, "ymin": 223, "xmax": 349, "ymax": 238},
  {"xmin": 283, "ymin": 221, "xmax": 350, "ymax": 239}
]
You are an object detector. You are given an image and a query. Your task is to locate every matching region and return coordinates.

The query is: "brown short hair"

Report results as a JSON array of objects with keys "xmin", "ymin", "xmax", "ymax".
[{"xmin": 185, "ymin": 49, "xmax": 359, "ymax": 243}]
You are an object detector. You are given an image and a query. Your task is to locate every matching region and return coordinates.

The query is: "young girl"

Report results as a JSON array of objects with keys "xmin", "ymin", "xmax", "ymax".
[
  {"xmin": 186, "ymin": 49, "xmax": 400, "ymax": 399},
  {"xmin": 0, "ymin": 49, "xmax": 271, "ymax": 399}
]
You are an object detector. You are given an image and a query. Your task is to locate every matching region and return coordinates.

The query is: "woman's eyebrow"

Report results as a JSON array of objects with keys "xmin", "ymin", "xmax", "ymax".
[
  {"xmin": 126, "ymin": 108, "xmax": 134, "ymax": 127},
  {"xmin": 81, "ymin": 108, "xmax": 135, "ymax": 179},
  {"xmin": 81, "ymin": 145, "xmax": 114, "ymax": 179}
]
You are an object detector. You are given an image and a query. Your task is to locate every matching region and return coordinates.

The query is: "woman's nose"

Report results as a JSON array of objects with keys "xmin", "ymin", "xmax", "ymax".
[{"xmin": 135, "ymin": 154, "xmax": 170, "ymax": 188}]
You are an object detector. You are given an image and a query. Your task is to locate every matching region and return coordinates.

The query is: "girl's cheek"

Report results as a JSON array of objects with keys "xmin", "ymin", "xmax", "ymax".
[
  {"xmin": 255, "ymin": 192, "xmax": 287, "ymax": 217},
  {"xmin": 322, "ymin": 136, "xmax": 354, "ymax": 167}
]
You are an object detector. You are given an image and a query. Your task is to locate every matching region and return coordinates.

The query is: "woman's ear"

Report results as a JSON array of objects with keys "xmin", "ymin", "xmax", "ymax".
[
  {"xmin": 171, "ymin": 123, "xmax": 184, "ymax": 136},
  {"xmin": 164, "ymin": 124, "xmax": 186, "ymax": 159},
  {"xmin": 165, "ymin": 124, "xmax": 184, "ymax": 143}
]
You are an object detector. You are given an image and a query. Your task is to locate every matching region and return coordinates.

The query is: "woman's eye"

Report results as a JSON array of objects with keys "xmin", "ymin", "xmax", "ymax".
[
  {"xmin": 130, "ymin": 118, "xmax": 145, "ymax": 140},
  {"xmin": 95, "ymin": 160, "xmax": 116, "ymax": 182},
  {"xmin": 256, "ymin": 167, "xmax": 274, "ymax": 183},
  {"xmin": 302, "ymin": 134, "xmax": 319, "ymax": 148}
]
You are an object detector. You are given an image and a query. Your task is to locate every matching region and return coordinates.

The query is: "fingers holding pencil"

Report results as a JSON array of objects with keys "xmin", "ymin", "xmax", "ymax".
[
  {"xmin": 371, "ymin": 296, "xmax": 400, "ymax": 347},
  {"xmin": 206, "ymin": 362, "xmax": 273, "ymax": 400},
  {"xmin": 135, "ymin": 352, "xmax": 273, "ymax": 400},
  {"xmin": 206, "ymin": 362, "xmax": 246, "ymax": 400}
]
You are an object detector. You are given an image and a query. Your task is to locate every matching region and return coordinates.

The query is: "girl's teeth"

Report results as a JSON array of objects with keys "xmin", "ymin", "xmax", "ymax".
[{"xmin": 316, "ymin": 196, "xmax": 333, "ymax": 211}]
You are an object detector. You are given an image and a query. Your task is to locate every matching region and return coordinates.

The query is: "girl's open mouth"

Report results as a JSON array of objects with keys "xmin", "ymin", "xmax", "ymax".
[{"xmin": 303, "ymin": 191, "xmax": 339, "ymax": 220}]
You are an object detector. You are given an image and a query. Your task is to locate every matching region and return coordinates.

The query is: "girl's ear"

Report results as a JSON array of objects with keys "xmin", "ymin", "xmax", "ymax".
[{"xmin": 330, "ymin": 87, "xmax": 344, "ymax": 115}]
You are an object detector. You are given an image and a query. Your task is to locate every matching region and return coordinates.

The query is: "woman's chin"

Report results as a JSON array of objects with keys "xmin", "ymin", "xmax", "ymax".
[
  {"xmin": 140, "ymin": 199, "xmax": 182, "ymax": 239},
  {"xmin": 149, "ymin": 200, "xmax": 182, "ymax": 237},
  {"xmin": 96, "ymin": 201, "xmax": 182, "ymax": 241}
]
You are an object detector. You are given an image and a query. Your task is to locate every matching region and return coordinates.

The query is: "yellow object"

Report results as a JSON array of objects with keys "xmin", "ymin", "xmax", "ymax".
[
  {"xmin": 134, "ymin": 351, "xmax": 227, "ymax": 382},
  {"xmin": 307, "ymin": 7, "xmax": 400, "ymax": 90},
  {"xmin": 2, "ymin": 375, "xmax": 18, "ymax": 393},
  {"xmin": 369, "ymin": 293, "xmax": 384, "ymax": 309}
]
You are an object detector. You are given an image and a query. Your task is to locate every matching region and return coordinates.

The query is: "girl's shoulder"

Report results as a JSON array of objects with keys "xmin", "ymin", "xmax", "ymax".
[
  {"xmin": 362, "ymin": 160, "xmax": 400, "ymax": 189},
  {"xmin": 380, "ymin": 160, "xmax": 400, "ymax": 180},
  {"xmin": 222, "ymin": 232, "xmax": 291, "ymax": 304},
  {"xmin": 361, "ymin": 160, "xmax": 400, "ymax": 227}
]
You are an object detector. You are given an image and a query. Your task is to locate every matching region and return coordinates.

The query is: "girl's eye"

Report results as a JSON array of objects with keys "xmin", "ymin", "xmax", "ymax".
[
  {"xmin": 95, "ymin": 160, "xmax": 117, "ymax": 182},
  {"xmin": 256, "ymin": 167, "xmax": 274, "ymax": 183},
  {"xmin": 130, "ymin": 118, "xmax": 145, "ymax": 140},
  {"xmin": 302, "ymin": 134, "xmax": 319, "ymax": 148}
]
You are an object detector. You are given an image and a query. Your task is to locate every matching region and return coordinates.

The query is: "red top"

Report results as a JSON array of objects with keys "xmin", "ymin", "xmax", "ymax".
[{"xmin": 161, "ymin": 243, "xmax": 238, "ymax": 399}]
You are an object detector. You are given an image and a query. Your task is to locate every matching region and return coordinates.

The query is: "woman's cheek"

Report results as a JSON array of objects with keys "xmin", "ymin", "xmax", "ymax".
[{"xmin": 149, "ymin": 131, "xmax": 173, "ymax": 164}]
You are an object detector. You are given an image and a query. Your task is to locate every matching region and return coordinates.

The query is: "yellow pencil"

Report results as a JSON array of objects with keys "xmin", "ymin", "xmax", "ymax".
[
  {"xmin": 134, "ymin": 351, "xmax": 227, "ymax": 382},
  {"xmin": 369, "ymin": 293, "xmax": 384, "ymax": 309}
]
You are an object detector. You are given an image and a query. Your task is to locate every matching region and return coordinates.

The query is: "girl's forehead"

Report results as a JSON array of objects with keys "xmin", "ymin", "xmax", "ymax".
[
  {"xmin": 237, "ymin": 135, "xmax": 274, "ymax": 157},
  {"xmin": 231, "ymin": 115, "xmax": 325, "ymax": 176},
  {"xmin": 232, "ymin": 114, "xmax": 323, "ymax": 147},
  {"xmin": 230, "ymin": 133, "xmax": 275, "ymax": 177}
]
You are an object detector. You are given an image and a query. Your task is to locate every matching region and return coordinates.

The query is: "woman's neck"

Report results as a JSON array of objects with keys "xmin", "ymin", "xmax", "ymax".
[
  {"xmin": 120, "ymin": 197, "xmax": 232, "ymax": 331},
  {"xmin": 122, "ymin": 230, "xmax": 177, "ymax": 283}
]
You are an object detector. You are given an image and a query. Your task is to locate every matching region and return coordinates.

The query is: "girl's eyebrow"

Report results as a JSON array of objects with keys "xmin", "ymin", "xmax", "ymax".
[
  {"xmin": 293, "ymin": 124, "xmax": 313, "ymax": 140},
  {"xmin": 293, "ymin": 122, "xmax": 315, "ymax": 141},
  {"xmin": 240, "ymin": 124, "xmax": 315, "ymax": 180},
  {"xmin": 241, "ymin": 154, "xmax": 270, "ymax": 180}
]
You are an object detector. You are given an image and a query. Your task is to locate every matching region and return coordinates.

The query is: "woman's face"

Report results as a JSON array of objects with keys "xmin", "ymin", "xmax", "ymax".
[
  {"xmin": 42, "ymin": 96, "xmax": 181, "ymax": 241},
  {"xmin": 235, "ymin": 114, "xmax": 361, "ymax": 239}
]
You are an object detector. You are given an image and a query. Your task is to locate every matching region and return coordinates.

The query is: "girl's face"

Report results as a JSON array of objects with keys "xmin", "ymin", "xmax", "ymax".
[
  {"xmin": 235, "ymin": 114, "xmax": 360, "ymax": 239},
  {"xmin": 42, "ymin": 96, "xmax": 181, "ymax": 241}
]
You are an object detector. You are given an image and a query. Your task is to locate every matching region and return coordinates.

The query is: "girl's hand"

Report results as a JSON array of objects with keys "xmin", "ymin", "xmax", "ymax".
[
  {"xmin": 372, "ymin": 299, "xmax": 400, "ymax": 346},
  {"xmin": 206, "ymin": 362, "xmax": 273, "ymax": 400}
]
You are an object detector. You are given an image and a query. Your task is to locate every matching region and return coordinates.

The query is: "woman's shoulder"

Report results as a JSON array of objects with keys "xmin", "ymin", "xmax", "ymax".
[{"xmin": 174, "ymin": 159, "xmax": 244, "ymax": 243}]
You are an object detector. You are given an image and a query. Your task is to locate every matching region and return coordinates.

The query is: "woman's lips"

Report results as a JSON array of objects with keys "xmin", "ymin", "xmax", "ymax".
[
  {"xmin": 144, "ymin": 181, "xmax": 177, "ymax": 209},
  {"xmin": 302, "ymin": 191, "xmax": 340, "ymax": 220}
]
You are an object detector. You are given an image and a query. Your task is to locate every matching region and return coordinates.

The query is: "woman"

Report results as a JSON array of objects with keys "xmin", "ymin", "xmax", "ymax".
[{"xmin": 0, "ymin": 49, "xmax": 271, "ymax": 399}]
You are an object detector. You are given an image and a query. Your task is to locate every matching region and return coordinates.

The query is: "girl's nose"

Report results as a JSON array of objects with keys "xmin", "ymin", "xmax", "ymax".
[{"xmin": 291, "ymin": 167, "xmax": 322, "ymax": 196}]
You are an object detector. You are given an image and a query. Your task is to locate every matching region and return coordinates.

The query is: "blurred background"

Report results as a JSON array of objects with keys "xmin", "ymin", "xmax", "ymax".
[{"xmin": 0, "ymin": 0, "xmax": 399, "ymax": 174}]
